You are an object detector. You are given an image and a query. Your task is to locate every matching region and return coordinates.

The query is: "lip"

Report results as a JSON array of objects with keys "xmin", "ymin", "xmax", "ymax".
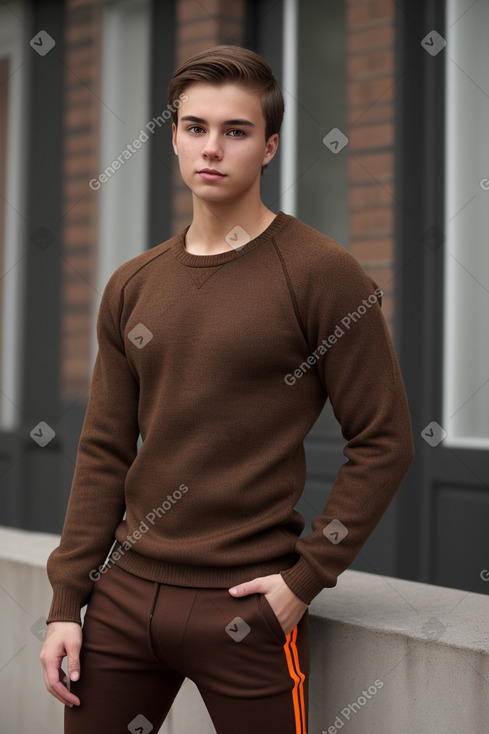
[{"xmin": 198, "ymin": 168, "xmax": 227, "ymax": 182}]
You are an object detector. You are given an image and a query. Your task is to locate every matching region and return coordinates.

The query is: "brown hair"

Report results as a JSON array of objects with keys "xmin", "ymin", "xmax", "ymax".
[{"xmin": 168, "ymin": 45, "xmax": 284, "ymax": 141}]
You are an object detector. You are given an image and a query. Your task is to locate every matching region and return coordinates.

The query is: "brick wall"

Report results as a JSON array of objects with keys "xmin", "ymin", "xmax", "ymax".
[
  {"xmin": 346, "ymin": 0, "xmax": 396, "ymax": 332},
  {"xmin": 61, "ymin": 0, "xmax": 104, "ymax": 402}
]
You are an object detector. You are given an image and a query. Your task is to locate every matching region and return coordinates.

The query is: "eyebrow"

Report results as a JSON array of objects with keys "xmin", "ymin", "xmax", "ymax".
[{"xmin": 180, "ymin": 115, "xmax": 255, "ymax": 127}]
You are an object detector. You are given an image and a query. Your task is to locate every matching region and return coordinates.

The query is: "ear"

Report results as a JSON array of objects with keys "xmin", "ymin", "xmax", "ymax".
[
  {"xmin": 172, "ymin": 122, "xmax": 178, "ymax": 155},
  {"xmin": 262, "ymin": 133, "xmax": 279, "ymax": 167}
]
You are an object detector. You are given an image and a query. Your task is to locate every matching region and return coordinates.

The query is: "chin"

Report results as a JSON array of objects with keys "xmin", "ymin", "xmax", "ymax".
[
  {"xmin": 194, "ymin": 193, "xmax": 234, "ymax": 205},
  {"xmin": 192, "ymin": 185, "xmax": 239, "ymax": 202}
]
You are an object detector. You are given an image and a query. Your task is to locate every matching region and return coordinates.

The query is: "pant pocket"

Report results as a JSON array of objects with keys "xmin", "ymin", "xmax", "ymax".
[{"xmin": 256, "ymin": 593, "xmax": 287, "ymax": 645}]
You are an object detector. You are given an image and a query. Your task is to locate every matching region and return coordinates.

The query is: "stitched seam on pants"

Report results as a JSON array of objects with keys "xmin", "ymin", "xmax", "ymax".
[
  {"xmin": 146, "ymin": 581, "xmax": 163, "ymax": 661},
  {"xmin": 178, "ymin": 587, "xmax": 199, "ymax": 653}
]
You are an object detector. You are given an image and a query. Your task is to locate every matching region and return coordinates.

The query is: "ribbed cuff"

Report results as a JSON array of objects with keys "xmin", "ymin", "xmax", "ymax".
[
  {"xmin": 46, "ymin": 588, "xmax": 84, "ymax": 625},
  {"xmin": 280, "ymin": 556, "xmax": 332, "ymax": 604}
]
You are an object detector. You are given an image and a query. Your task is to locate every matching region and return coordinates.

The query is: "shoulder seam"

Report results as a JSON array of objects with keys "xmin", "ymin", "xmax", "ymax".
[
  {"xmin": 120, "ymin": 245, "xmax": 173, "ymax": 293},
  {"xmin": 270, "ymin": 237, "xmax": 309, "ymax": 346},
  {"xmin": 114, "ymin": 245, "xmax": 173, "ymax": 328}
]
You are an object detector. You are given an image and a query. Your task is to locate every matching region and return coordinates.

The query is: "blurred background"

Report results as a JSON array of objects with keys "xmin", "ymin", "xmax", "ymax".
[{"xmin": 1, "ymin": 0, "xmax": 489, "ymax": 637}]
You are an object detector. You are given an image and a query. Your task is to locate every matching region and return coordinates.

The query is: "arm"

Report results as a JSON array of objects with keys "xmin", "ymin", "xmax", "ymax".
[
  {"xmin": 280, "ymin": 250, "xmax": 414, "ymax": 604},
  {"xmin": 46, "ymin": 270, "xmax": 140, "ymax": 624},
  {"xmin": 231, "ymin": 245, "xmax": 414, "ymax": 626},
  {"xmin": 41, "ymin": 270, "xmax": 140, "ymax": 702}
]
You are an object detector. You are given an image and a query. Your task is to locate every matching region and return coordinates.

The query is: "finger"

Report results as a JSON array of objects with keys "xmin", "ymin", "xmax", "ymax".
[
  {"xmin": 67, "ymin": 642, "xmax": 81, "ymax": 683},
  {"xmin": 51, "ymin": 678, "xmax": 81, "ymax": 707},
  {"xmin": 229, "ymin": 577, "xmax": 263, "ymax": 596},
  {"xmin": 43, "ymin": 663, "xmax": 80, "ymax": 707}
]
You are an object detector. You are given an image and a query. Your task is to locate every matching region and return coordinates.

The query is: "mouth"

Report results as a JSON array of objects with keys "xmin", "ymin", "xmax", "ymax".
[{"xmin": 198, "ymin": 168, "xmax": 227, "ymax": 181}]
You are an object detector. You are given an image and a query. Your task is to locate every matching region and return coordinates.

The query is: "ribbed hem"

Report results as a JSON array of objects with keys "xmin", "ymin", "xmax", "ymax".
[
  {"xmin": 114, "ymin": 548, "xmax": 299, "ymax": 589},
  {"xmin": 46, "ymin": 588, "xmax": 85, "ymax": 625},
  {"xmin": 280, "ymin": 556, "xmax": 332, "ymax": 604}
]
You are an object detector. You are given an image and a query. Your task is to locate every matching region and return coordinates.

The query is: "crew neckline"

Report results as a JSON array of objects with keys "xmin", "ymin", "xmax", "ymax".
[{"xmin": 172, "ymin": 210, "xmax": 289, "ymax": 268}]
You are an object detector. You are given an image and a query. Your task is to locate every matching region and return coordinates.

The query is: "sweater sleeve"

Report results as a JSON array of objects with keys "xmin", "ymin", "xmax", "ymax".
[
  {"xmin": 280, "ymin": 246, "xmax": 414, "ymax": 604},
  {"xmin": 46, "ymin": 271, "xmax": 140, "ymax": 624}
]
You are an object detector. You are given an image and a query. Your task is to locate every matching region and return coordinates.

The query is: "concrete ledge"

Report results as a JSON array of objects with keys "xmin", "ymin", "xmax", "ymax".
[
  {"xmin": 307, "ymin": 570, "xmax": 489, "ymax": 733},
  {"xmin": 1, "ymin": 526, "xmax": 488, "ymax": 733},
  {"xmin": 0, "ymin": 528, "xmax": 64, "ymax": 734},
  {"xmin": 309, "ymin": 568, "xmax": 489, "ymax": 653},
  {"xmin": 0, "ymin": 525, "xmax": 60, "ymax": 567}
]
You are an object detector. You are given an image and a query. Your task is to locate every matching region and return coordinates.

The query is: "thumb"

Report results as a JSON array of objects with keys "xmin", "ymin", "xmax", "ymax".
[
  {"xmin": 229, "ymin": 577, "xmax": 263, "ymax": 597},
  {"xmin": 66, "ymin": 641, "xmax": 81, "ymax": 682}
]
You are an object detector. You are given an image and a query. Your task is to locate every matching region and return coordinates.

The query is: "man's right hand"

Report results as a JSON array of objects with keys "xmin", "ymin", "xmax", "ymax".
[{"xmin": 40, "ymin": 621, "xmax": 83, "ymax": 707}]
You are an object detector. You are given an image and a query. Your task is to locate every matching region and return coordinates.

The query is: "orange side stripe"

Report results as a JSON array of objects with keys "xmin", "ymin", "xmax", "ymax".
[
  {"xmin": 283, "ymin": 634, "xmax": 301, "ymax": 732},
  {"xmin": 289, "ymin": 627, "xmax": 307, "ymax": 733},
  {"xmin": 283, "ymin": 626, "xmax": 307, "ymax": 733}
]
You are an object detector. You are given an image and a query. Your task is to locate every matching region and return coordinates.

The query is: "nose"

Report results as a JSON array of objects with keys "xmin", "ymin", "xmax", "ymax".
[{"xmin": 201, "ymin": 131, "xmax": 223, "ymax": 161}]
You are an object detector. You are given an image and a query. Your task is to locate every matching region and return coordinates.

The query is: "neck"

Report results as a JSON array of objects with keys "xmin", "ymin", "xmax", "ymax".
[{"xmin": 184, "ymin": 191, "xmax": 276, "ymax": 256}]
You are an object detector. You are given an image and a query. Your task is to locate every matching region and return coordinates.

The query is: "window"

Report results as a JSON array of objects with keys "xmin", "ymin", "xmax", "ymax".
[
  {"xmin": 443, "ymin": 0, "xmax": 489, "ymax": 447},
  {"xmin": 281, "ymin": 0, "xmax": 348, "ymax": 244},
  {"xmin": 90, "ymin": 0, "xmax": 151, "ymax": 368},
  {"xmin": 0, "ymin": 2, "xmax": 29, "ymax": 429}
]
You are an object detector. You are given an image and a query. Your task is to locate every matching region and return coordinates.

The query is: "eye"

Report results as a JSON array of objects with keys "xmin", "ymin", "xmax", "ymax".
[
  {"xmin": 227, "ymin": 129, "xmax": 246, "ymax": 137},
  {"xmin": 188, "ymin": 125, "xmax": 205, "ymax": 134}
]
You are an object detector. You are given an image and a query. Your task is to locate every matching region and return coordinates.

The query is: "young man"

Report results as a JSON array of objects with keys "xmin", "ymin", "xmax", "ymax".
[{"xmin": 41, "ymin": 45, "xmax": 414, "ymax": 734}]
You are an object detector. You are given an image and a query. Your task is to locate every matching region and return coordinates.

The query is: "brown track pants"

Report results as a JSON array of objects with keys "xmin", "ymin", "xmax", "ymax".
[{"xmin": 65, "ymin": 563, "xmax": 310, "ymax": 734}]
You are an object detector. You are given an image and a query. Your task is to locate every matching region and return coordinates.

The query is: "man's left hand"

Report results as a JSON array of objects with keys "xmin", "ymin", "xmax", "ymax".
[{"xmin": 229, "ymin": 574, "xmax": 308, "ymax": 636}]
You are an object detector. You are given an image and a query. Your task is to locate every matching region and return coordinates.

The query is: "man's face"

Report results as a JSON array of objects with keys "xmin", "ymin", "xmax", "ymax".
[{"xmin": 172, "ymin": 82, "xmax": 278, "ymax": 204}]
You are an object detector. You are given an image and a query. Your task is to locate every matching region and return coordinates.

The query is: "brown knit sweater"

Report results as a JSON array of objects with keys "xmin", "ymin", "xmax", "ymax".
[{"xmin": 46, "ymin": 211, "xmax": 414, "ymax": 624}]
